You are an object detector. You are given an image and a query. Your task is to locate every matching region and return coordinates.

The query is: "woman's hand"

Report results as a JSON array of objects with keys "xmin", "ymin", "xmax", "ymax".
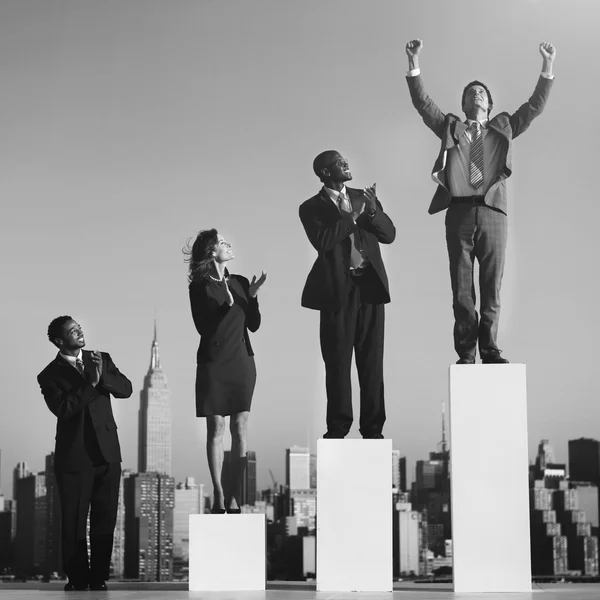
[{"xmin": 249, "ymin": 271, "xmax": 268, "ymax": 298}]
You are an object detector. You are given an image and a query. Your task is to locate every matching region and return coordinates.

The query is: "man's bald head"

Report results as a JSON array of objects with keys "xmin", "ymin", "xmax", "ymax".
[{"xmin": 313, "ymin": 150, "xmax": 341, "ymax": 181}]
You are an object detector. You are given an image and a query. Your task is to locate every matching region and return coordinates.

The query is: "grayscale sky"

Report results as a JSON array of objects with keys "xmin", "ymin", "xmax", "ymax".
[{"xmin": 1, "ymin": 0, "xmax": 598, "ymax": 497}]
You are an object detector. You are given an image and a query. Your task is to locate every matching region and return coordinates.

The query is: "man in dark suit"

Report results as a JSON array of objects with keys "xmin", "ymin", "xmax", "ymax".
[
  {"xmin": 300, "ymin": 151, "xmax": 396, "ymax": 439},
  {"xmin": 38, "ymin": 315, "xmax": 132, "ymax": 591},
  {"xmin": 405, "ymin": 39, "xmax": 556, "ymax": 364}
]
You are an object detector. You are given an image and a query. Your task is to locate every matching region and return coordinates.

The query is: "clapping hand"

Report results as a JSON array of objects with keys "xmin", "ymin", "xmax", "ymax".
[
  {"xmin": 363, "ymin": 183, "xmax": 377, "ymax": 215},
  {"xmin": 90, "ymin": 351, "xmax": 103, "ymax": 387},
  {"xmin": 249, "ymin": 271, "xmax": 268, "ymax": 298}
]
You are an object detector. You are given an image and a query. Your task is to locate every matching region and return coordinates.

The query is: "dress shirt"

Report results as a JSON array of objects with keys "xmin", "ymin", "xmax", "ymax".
[
  {"xmin": 60, "ymin": 351, "xmax": 83, "ymax": 372},
  {"xmin": 323, "ymin": 186, "xmax": 370, "ymax": 270}
]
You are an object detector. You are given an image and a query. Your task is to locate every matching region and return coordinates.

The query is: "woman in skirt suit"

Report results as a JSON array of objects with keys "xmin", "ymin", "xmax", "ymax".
[{"xmin": 184, "ymin": 229, "xmax": 267, "ymax": 513}]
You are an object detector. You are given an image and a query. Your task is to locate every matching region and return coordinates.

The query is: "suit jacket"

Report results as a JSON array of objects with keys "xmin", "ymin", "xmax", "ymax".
[
  {"xmin": 406, "ymin": 74, "xmax": 554, "ymax": 215},
  {"xmin": 38, "ymin": 350, "xmax": 132, "ymax": 471},
  {"xmin": 299, "ymin": 187, "xmax": 396, "ymax": 311},
  {"xmin": 189, "ymin": 273, "xmax": 261, "ymax": 363}
]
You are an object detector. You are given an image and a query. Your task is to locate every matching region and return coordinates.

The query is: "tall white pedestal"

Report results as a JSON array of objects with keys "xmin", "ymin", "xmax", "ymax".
[
  {"xmin": 188, "ymin": 514, "xmax": 266, "ymax": 591},
  {"xmin": 449, "ymin": 364, "xmax": 531, "ymax": 593},
  {"xmin": 316, "ymin": 439, "xmax": 392, "ymax": 592}
]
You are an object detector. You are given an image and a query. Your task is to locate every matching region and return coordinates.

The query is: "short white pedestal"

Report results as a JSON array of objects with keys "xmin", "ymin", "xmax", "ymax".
[
  {"xmin": 449, "ymin": 364, "xmax": 532, "ymax": 593},
  {"xmin": 188, "ymin": 513, "xmax": 266, "ymax": 591},
  {"xmin": 316, "ymin": 439, "xmax": 392, "ymax": 592}
]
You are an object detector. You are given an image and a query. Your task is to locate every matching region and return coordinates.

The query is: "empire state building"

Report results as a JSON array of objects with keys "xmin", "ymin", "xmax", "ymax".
[{"xmin": 138, "ymin": 322, "xmax": 172, "ymax": 475}]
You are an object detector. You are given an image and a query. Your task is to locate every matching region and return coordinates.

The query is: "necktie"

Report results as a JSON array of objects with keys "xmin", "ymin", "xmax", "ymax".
[
  {"xmin": 469, "ymin": 121, "xmax": 484, "ymax": 189},
  {"xmin": 337, "ymin": 193, "xmax": 364, "ymax": 270},
  {"xmin": 76, "ymin": 358, "xmax": 85, "ymax": 376}
]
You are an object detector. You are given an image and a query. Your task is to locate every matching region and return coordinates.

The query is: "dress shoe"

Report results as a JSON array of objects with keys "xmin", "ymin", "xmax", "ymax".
[
  {"xmin": 64, "ymin": 581, "xmax": 88, "ymax": 591},
  {"xmin": 323, "ymin": 431, "xmax": 346, "ymax": 439},
  {"xmin": 456, "ymin": 356, "xmax": 475, "ymax": 364},
  {"xmin": 226, "ymin": 507, "xmax": 242, "ymax": 514},
  {"xmin": 481, "ymin": 349, "xmax": 509, "ymax": 364},
  {"xmin": 89, "ymin": 581, "xmax": 107, "ymax": 591},
  {"xmin": 362, "ymin": 433, "xmax": 384, "ymax": 439},
  {"xmin": 211, "ymin": 507, "xmax": 226, "ymax": 514}
]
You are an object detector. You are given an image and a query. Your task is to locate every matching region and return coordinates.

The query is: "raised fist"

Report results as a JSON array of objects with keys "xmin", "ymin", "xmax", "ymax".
[
  {"xmin": 539, "ymin": 42, "xmax": 556, "ymax": 61},
  {"xmin": 405, "ymin": 39, "xmax": 423, "ymax": 58}
]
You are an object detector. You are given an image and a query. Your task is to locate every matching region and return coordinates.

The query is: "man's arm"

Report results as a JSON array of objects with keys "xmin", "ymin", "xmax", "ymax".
[
  {"xmin": 38, "ymin": 373, "xmax": 100, "ymax": 420},
  {"xmin": 509, "ymin": 42, "xmax": 556, "ymax": 139},
  {"xmin": 98, "ymin": 353, "xmax": 133, "ymax": 399},
  {"xmin": 299, "ymin": 201, "xmax": 357, "ymax": 253},
  {"xmin": 405, "ymin": 39, "xmax": 446, "ymax": 139}
]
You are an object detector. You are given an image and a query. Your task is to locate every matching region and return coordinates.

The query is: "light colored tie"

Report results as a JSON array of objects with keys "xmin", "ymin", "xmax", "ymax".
[
  {"xmin": 76, "ymin": 358, "xmax": 85, "ymax": 376},
  {"xmin": 337, "ymin": 192, "xmax": 364, "ymax": 270},
  {"xmin": 469, "ymin": 121, "xmax": 484, "ymax": 189}
]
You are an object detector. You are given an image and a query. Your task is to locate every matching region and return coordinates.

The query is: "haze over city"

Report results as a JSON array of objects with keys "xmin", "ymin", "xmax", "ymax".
[{"xmin": 1, "ymin": 0, "xmax": 599, "ymax": 497}]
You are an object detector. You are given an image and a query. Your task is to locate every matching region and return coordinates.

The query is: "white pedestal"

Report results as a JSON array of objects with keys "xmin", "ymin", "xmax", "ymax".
[
  {"xmin": 188, "ymin": 513, "xmax": 266, "ymax": 591},
  {"xmin": 316, "ymin": 439, "xmax": 392, "ymax": 592},
  {"xmin": 449, "ymin": 364, "xmax": 532, "ymax": 593}
]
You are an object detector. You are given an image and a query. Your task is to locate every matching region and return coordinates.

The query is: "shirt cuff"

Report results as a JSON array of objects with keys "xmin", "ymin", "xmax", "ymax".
[
  {"xmin": 407, "ymin": 68, "xmax": 420, "ymax": 77},
  {"xmin": 541, "ymin": 72, "xmax": 554, "ymax": 79}
]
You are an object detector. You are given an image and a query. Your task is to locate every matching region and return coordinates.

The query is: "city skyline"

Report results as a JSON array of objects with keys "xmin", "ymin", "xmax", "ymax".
[{"xmin": 2, "ymin": 0, "xmax": 599, "ymax": 500}]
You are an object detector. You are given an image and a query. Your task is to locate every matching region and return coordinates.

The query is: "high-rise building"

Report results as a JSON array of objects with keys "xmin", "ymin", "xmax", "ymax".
[
  {"xmin": 399, "ymin": 456, "xmax": 407, "ymax": 493},
  {"xmin": 309, "ymin": 453, "xmax": 317, "ymax": 489},
  {"xmin": 124, "ymin": 472, "xmax": 175, "ymax": 581},
  {"xmin": 396, "ymin": 501, "xmax": 421, "ymax": 576},
  {"xmin": 569, "ymin": 438, "xmax": 600, "ymax": 485},
  {"xmin": 173, "ymin": 476, "xmax": 204, "ymax": 578},
  {"xmin": 44, "ymin": 453, "xmax": 62, "ymax": 577},
  {"xmin": 0, "ymin": 496, "xmax": 15, "ymax": 571},
  {"xmin": 287, "ymin": 489, "xmax": 317, "ymax": 533},
  {"xmin": 530, "ymin": 439, "xmax": 599, "ymax": 576},
  {"xmin": 111, "ymin": 469, "xmax": 130, "ymax": 579},
  {"xmin": 138, "ymin": 322, "xmax": 172, "ymax": 476},
  {"xmin": 13, "ymin": 462, "xmax": 30, "ymax": 500},
  {"xmin": 221, "ymin": 451, "xmax": 257, "ymax": 506},
  {"xmin": 286, "ymin": 447, "xmax": 310, "ymax": 491},
  {"xmin": 14, "ymin": 471, "xmax": 46, "ymax": 576}
]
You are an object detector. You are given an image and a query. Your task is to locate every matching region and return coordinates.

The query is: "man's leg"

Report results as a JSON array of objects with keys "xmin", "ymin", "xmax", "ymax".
[
  {"xmin": 320, "ymin": 285, "xmax": 359, "ymax": 438},
  {"xmin": 89, "ymin": 462, "xmax": 121, "ymax": 586},
  {"xmin": 55, "ymin": 468, "xmax": 94, "ymax": 587},
  {"xmin": 475, "ymin": 206, "xmax": 508, "ymax": 354},
  {"xmin": 445, "ymin": 205, "xmax": 478, "ymax": 360},
  {"xmin": 354, "ymin": 297, "xmax": 386, "ymax": 438}
]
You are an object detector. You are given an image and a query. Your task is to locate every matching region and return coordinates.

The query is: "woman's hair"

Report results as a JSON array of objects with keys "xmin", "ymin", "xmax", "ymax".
[{"xmin": 183, "ymin": 228, "xmax": 219, "ymax": 283}]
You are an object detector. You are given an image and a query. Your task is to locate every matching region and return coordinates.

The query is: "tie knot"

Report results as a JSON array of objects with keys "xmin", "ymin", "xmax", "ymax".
[{"xmin": 470, "ymin": 121, "xmax": 481, "ymax": 132}]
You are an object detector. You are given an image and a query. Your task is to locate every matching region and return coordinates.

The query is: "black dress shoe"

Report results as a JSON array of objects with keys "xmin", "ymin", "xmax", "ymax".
[
  {"xmin": 456, "ymin": 356, "xmax": 475, "ymax": 364},
  {"xmin": 226, "ymin": 507, "xmax": 242, "ymax": 514},
  {"xmin": 211, "ymin": 507, "xmax": 226, "ymax": 514},
  {"xmin": 481, "ymin": 349, "xmax": 509, "ymax": 364},
  {"xmin": 89, "ymin": 581, "xmax": 107, "ymax": 591},
  {"xmin": 362, "ymin": 433, "xmax": 384, "ymax": 439},
  {"xmin": 64, "ymin": 581, "xmax": 88, "ymax": 591},
  {"xmin": 323, "ymin": 431, "xmax": 346, "ymax": 439}
]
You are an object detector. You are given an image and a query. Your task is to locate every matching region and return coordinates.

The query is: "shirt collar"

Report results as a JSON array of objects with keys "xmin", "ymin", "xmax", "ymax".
[
  {"xmin": 323, "ymin": 185, "xmax": 348, "ymax": 203},
  {"xmin": 59, "ymin": 350, "xmax": 82, "ymax": 367},
  {"xmin": 466, "ymin": 118, "xmax": 488, "ymax": 129}
]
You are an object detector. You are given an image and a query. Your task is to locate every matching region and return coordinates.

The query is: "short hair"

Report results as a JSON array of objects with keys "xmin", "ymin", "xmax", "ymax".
[
  {"xmin": 461, "ymin": 80, "xmax": 494, "ymax": 115},
  {"xmin": 313, "ymin": 150, "xmax": 339, "ymax": 182},
  {"xmin": 47, "ymin": 315, "xmax": 73, "ymax": 346},
  {"xmin": 182, "ymin": 228, "xmax": 220, "ymax": 283}
]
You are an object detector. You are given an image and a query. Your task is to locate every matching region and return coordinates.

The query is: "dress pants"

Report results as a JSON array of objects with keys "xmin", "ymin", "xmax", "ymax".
[
  {"xmin": 445, "ymin": 203, "xmax": 508, "ymax": 358},
  {"xmin": 55, "ymin": 462, "xmax": 121, "ymax": 585},
  {"xmin": 319, "ymin": 268, "xmax": 386, "ymax": 438}
]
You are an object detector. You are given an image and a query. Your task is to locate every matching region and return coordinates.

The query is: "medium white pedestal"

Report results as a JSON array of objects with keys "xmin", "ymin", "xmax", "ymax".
[
  {"xmin": 188, "ymin": 513, "xmax": 266, "ymax": 591},
  {"xmin": 449, "ymin": 364, "xmax": 532, "ymax": 593},
  {"xmin": 316, "ymin": 439, "xmax": 392, "ymax": 592}
]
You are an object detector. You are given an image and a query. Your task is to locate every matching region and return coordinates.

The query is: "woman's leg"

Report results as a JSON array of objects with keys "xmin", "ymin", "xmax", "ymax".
[
  {"xmin": 206, "ymin": 415, "xmax": 227, "ymax": 511},
  {"xmin": 228, "ymin": 411, "xmax": 250, "ymax": 510}
]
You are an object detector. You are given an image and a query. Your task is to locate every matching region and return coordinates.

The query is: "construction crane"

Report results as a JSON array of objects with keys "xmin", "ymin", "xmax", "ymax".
[{"xmin": 268, "ymin": 469, "xmax": 278, "ymax": 491}]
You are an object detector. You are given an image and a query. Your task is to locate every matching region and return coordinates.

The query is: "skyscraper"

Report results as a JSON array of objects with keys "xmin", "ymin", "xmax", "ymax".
[
  {"xmin": 138, "ymin": 322, "xmax": 172, "ymax": 476},
  {"xmin": 44, "ymin": 453, "xmax": 62, "ymax": 577},
  {"xmin": 14, "ymin": 471, "xmax": 46, "ymax": 576},
  {"xmin": 286, "ymin": 447, "xmax": 310, "ymax": 491},
  {"xmin": 13, "ymin": 462, "xmax": 30, "ymax": 500},
  {"xmin": 173, "ymin": 477, "xmax": 204, "ymax": 578},
  {"xmin": 569, "ymin": 438, "xmax": 600, "ymax": 485},
  {"xmin": 124, "ymin": 472, "xmax": 175, "ymax": 581}
]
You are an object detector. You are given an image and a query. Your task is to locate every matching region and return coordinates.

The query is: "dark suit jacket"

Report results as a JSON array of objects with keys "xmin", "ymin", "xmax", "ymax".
[
  {"xmin": 300, "ymin": 187, "xmax": 396, "ymax": 311},
  {"xmin": 38, "ymin": 351, "xmax": 132, "ymax": 471},
  {"xmin": 189, "ymin": 273, "xmax": 261, "ymax": 363},
  {"xmin": 406, "ymin": 74, "xmax": 554, "ymax": 215}
]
